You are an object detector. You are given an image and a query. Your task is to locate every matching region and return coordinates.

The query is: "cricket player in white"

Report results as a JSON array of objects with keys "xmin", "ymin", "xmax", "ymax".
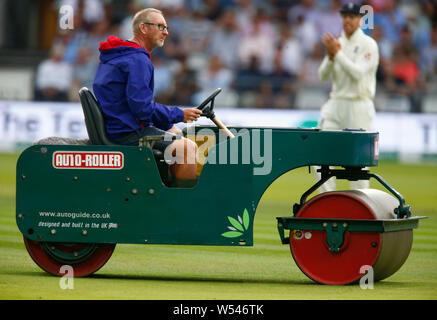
[{"xmin": 315, "ymin": 3, "xmax": 379, "ymax": 192}]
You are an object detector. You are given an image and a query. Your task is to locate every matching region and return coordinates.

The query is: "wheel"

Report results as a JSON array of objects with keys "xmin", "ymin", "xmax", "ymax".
[
  {"xmin": 195, "ymin": 88, "xmax": 234, "ymax": 139},
  {"xmin": 290, "ymin": 189, "xmax": 413, "ymax": 285},
  {"xmin": 23, "ymin": 236, "xmax": 116, "ymax": 277},
  {"xmin": 196, "ymin": 88, "xmax": 222, "ymax": 116}
]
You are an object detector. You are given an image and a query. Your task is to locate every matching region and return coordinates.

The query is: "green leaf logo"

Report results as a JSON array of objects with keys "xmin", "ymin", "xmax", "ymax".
[
  {"xmin": 243, "ymin": 209, "xmax": 249, "ymax": 230},
  {"xmin": 221, "ymin": 231, "xmax": 243, "ymax": 238},
  {"xmin": 228, "ymin": 216, "xmax": 244, "ymax": 231},
  {"xmin": 221, "ymin": 209, "xmax": 250, "ymax": 238}
]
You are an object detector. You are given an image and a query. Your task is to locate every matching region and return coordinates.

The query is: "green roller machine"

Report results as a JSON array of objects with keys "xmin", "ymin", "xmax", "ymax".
[{"xmin": 16, "ymin": 88, "xmax": 425, "ymax": 285}]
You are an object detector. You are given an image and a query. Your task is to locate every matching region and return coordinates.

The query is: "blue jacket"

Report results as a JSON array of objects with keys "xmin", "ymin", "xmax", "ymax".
[{"xmin": 93, "ymin": 36, "xmax": 184, "ymax": 138}]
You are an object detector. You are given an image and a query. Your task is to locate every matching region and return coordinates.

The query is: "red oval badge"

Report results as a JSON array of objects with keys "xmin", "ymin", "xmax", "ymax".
[{"xmin": 53, "ymin": 151, "xmax": 124, "ymax": 170}]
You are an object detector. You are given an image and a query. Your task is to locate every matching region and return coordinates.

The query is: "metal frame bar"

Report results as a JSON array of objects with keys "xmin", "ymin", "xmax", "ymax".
[
  {"xmin": 293, "ymin": 166, "xmax": 412, "ymax": 219},
  {"xmin": 276, "ymin": 216, "xmax": 426, "ymax": 248}
]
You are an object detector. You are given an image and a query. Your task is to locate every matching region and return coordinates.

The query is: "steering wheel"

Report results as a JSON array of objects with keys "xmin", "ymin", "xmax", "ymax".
[
  {"xmin": 194, "ymin": 88, "xmax": 235, "ymax": 139},
  {"xmin": 196, "ymin": 88, "xmax": 222, "ymax": 119}
]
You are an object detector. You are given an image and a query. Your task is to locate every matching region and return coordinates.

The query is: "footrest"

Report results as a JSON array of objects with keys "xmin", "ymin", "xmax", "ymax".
[{"xmin": 139, "ymin": 134, "xmax": 181, "ymax": 149}]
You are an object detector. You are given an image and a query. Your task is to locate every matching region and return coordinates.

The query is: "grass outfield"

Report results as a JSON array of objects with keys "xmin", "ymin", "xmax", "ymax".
[{"xmin": 0, "ymin": 152, "xmax": 436, "ymax": 300}]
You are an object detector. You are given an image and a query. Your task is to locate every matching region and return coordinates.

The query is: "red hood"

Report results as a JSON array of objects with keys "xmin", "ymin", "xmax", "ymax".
[{"xmin": 98, "ymin": 36, "xmax": 150, "ymax": 58}]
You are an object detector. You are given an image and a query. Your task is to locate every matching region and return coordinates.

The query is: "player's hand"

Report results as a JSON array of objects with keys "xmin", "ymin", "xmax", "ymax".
[
  {"xmin": 322, "ymin": 33, "xmax": 335, "ymax": 47},
  {"xmin": 322, "ymin": 33, "xmax": 341, "ymax": 59},
  {"xmin": 182, "ymin": 108, "xmax": 202, "ymax": 122}
]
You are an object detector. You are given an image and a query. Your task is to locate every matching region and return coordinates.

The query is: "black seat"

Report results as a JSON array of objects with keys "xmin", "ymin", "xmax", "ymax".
[
  {"xmin": 78, "ymin": 87, "xmax": 172, "ymax": 184},
  {"xmin": 78, "ymin": 87, "xmax": 115, "ymax": 146}
]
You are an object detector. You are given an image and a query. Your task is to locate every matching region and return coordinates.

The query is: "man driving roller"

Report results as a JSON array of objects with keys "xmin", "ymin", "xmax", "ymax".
[{"xmin": 93, "ymin": 8, "xmax": 202, "ymax": 187}]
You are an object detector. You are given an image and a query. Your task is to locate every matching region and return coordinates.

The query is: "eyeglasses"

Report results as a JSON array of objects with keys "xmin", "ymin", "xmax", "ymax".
[{"xmin": 142, "ymin": 22, "xmax": 169, "ymax": 32}]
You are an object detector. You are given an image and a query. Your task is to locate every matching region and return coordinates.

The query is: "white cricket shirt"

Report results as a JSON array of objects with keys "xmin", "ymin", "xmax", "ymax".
[{"xmin": 318, "ymin": 28, "xmax": 379, "ymax": 100}]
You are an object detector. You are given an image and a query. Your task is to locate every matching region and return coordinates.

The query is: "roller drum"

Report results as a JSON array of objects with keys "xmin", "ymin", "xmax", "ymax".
[{"xmin": 290, "ymin": 189, "xmax": 413, "ymax": 285}]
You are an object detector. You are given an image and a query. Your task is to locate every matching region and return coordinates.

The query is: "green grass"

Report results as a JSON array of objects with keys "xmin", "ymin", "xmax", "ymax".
[{"xmin": 0, "ymin": 153, "xmax": 436, "ymax": 300}]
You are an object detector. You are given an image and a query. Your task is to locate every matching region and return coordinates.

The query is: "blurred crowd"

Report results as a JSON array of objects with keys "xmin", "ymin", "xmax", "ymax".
[{"xmin": 34, "ymin": 0, "xmax": 437, "ymax": 113}]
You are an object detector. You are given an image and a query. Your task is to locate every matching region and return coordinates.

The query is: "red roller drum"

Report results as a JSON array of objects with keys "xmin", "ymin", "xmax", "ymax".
[{"xmin": 290, "ymin": 189, "xmax": 413, "ymax": 285}]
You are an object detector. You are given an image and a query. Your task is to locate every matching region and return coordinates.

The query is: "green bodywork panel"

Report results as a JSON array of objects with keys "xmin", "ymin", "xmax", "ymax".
[{"xmin": 16, "ymin": 127, "xmax": 378, "ymax": 246}]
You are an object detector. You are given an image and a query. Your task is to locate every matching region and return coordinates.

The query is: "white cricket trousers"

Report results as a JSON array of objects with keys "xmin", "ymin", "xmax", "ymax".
[{"xmin": 314, "ymin": 98, "xmax": 375, "ymax": 193}]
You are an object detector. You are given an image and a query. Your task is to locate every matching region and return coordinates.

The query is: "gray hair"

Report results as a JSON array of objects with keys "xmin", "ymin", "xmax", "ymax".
[{"xmin": 132, "ymin": 8, "xmax": 163, "ymax": 36}]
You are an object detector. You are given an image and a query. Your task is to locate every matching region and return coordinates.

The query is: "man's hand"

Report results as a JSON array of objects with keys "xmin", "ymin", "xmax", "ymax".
[
  {"xmin": 322, "ymin": 33, "xmax": 341, "ymax": 60},
  {"xmin": 183, "ymin": 108, "xmax": 202, "ymax": 122}
]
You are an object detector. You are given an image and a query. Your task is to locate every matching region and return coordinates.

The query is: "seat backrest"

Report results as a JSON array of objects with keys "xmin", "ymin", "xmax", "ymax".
[{"xmin": 78, "ymin": 87, "xmax": 114, "ymax": 145}]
